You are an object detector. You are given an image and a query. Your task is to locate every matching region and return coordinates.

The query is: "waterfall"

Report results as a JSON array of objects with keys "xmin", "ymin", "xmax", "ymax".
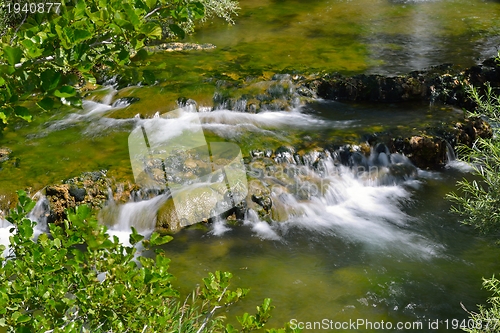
[
  {"xmin": 444, "ymin": 140, "xmax": 474, "ymax": 172},
  {"xmin": 27, "ymin": 193, "xmax": 50, "ymax": 233},
  {"xmin": 0, "ymin": 218, "xmax": 12, "ymax": 258},
  {"xmin": 444, "ymin": 140, "xmax": 456, "ymax": 163},
  {"xmin": 104, "ymin": 194, "xmax": 170, "ymax": 246},
  {"xmin": 238, "ymin": 154, "xmax": 441, "ymax": 256},
  {"xmin": 1, "ymin": 193, "xmax": 51, "ymax": 259}
]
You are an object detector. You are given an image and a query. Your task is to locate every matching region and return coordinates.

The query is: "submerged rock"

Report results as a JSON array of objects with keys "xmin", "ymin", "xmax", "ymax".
[
  {"xmin": 406, "ymin": 136, "xmax": 447, "ymax": 170},
  {"xmin": 0, "ymin": 148, "xmax": 11, "ymax": 163},
  {"xmin": 145, "ymin": 42, "xmax": 216, "ymax": 52},
  {"xmin": 156, "ymin": 181, "xmax": 247, "ymax": 233},
  {"xmin": 304, "ymin": 57, "xmax": 500, "ymax": 106},
  {"xmin": 455, "ymin": 116, "xmax": 493, "ymax": 146},
  {"xmin": 212, "ymin": 76, "xmax": 312, "ymax": 112}
]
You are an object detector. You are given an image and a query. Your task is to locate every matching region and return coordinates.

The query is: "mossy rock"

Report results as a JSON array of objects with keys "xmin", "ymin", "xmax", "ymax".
[{"xmin": 156, "ymin": 182, "xmax": 233, "ymax": 233}]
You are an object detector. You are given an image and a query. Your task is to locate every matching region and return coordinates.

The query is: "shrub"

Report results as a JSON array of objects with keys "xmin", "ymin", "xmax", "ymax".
[
  {"xmin": 0, "ymin": 0, "xmax": 240, "ymax": 128},
  {"xmin": 446, "ymin": 83, "xmax": 500, "ymax": 234},
  {"xmin": 446, "ymin": 72, "xmax": 500, "ymax": 332},
  {"xmin": 0, "ymin": 190, "xmax": 299, "ymax": 332},
  {"xmin": 461, "ymin": 276, "xmax": 500, "ymax": 333}
]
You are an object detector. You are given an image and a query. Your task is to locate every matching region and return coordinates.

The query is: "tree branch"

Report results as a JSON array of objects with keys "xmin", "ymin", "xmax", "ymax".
[{"xmin": 144, "ymin": 6, "xmax": 164, "ymax": 20}]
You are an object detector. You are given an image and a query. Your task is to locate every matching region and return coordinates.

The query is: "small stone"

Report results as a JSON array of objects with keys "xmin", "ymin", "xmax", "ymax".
[
  {"xmin": 184, "ymin": 159, "xmax": 197, "ymax": 170},
  {"xmin": 0, "ymin": 148, "xmax": 12, "ymax": 163}
]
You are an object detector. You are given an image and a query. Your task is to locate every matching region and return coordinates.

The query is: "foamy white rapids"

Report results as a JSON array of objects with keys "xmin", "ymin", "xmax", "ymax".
[
  {"xmin": 0, "ymin": 219, "xmax": 13, "ymax": 258},
  {"xmin": 445, "ymin": 160, "xmax": 474, "ymax": 172},
  {"xmin": 105, "ymin": 194, "xmax": 169, "ymax": 247},
  {"xmin": 134, "ymin": 108, "xmax": 351, "ymax": 145},
  {"xmin": 198, "ymin": 110, "xmax": 352, "ymax": 139},
  {"xmin": 1, "ymin": 194, "xmax": 50, "ymax": 259},
  {"xmin": 45, "ymin": 86, "xmax": 137, "ymax": 134},
  {"xmin": 210, "ymin": 216, "xmax": 232, "ymax": 236},
  {"xmin": 224, "ymin": 160, "xmax": 440, "ymax": 258}
]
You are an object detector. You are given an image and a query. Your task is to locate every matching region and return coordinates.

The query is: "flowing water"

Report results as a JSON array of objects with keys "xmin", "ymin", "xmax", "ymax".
[{"xmin": 1, "ymin": 0, "xmax": 500, "ymax": 331}]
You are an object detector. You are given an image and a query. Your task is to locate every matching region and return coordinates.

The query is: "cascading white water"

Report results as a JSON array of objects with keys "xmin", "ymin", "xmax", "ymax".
[
  {"xmin": 274, "ymin": 164, "xmax": 438, "ymax": 256},
  {"xmin": 0, "ymin": 218, "xmax": 12, "ymax": 258},
  {"xmin": 32, "ymin": 95, "xmax": 449, "ymax": 257},
  {"xmin": 104, "ymin": 194, "xmax": 169, "ymax": 246},
  {"xmin": 236, "ymin": 153, "xmax": 441, "ymax": 257},
  {"xmin": 81, "ymin": 106, "xmax": 442, "ymax": 257},
  {"xmin": 0, "ymin": 193, "xmax": 50, "ymax": 259},
  {"xmin": 43, "ymin": 86, "xmax": 138, "ymax": 135}
]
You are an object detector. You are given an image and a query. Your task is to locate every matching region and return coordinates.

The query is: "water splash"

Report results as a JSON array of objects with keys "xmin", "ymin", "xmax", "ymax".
[
  {"xmin": 44, "ymin": 86, "xmax": 137, "ymax": 134},
  {"xmin": 0, "ymin": 194, "xmax": 51, "ymax": 259},
  {"xmin": 0, "ymin": 218, "xmax": 12, "ymax": 258},
  {"xmin": 210, "ymin": 216, "xmax": 232, "ymax": 236},
  {"xmin": 104, "ymin": 194, "xmax": 169, "ymax": 247},
  {"xmin": 241, "ymin": 152, "xmax": 441, "ymax": 257}
]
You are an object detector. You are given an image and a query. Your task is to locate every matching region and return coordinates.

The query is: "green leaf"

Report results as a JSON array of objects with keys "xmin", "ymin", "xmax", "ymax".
[
  {"xmin": 124, "ymin": 4, "xmax": 141, "ymax": 27},
  {"xmin": 55, "ymin": 25, "xmax": 70, "ymax": 49},
  {"xmin": 76, "ymin": 204, "xmax": 91, "ymax": 219},
  {"xmin": 140, "ymin": 22, "xmax": 162, "ymax": 39},
  {"xmin": 54, "ymin": 238, "xmax": 61, "ymax": 249},
  {"xmin": 129, "ymin": 227, "xmax": 144, "ymax": 245},
  {"xmin": 14, "ymin": 106, "xmax": 32, "ymax": 122},
  {"xmin": 37, "ymin": 97, "xmax": 55, "ymax": 111},
  {"xmin": 62, "ymin": 96, "xmax": 83, "ymax": 108},
  {"xmin": 20, "ymin": 38, "xmax": 44, "ymax": 58},
  {"xmin": 11, "ymin": 311, "xmax": 21, "ymax": 321},
  {"xmin": 169, "ymin": 24, "xmax": 185, "ymax": 39},
  {"xmin": 16, "ymin": 314, "xmax": 30, "ymax": 323},
  {"xmin": 73, "ymin": 29, "xmax": 92, "ymax": 43},
  {"xmin": 114, "ymin": 12, "xmax": 134, "ymax": 30},
  {"xmin": 0, "ymin": 112, "xmax": 8, "ymax": 124},
  {"xmin": 145, "ymin": 0, "xmax": 157, "ymax": 10},
  {"xmin": 131, "ymin": 48, "xmax": 149, "ymax": 61},
  {"xmin": 0, "ymin": 65, "xmax": 15, "ymax": 75},
  {"xmin": 142, "ymin": 70, "xmax": 155, "ymax": 85},
  {"xmin": 190, "ymin": 2, "xmax": 205, "ymax": 20},
  {"xmin": 40, "ymin": 69, "xmax": 62, "ymax": 92},
  {"xmin": 3, "ymin": 46, "xmax": 23, "ymax": 66},
  {"xmin": 54, "ymin": 86, "xmax": 77, "ymax": 98},
  {"xmin": 38, "ymin": 233, "xmax": 49, "ymax": 247},
  {"xmin": 82, "ymin": 72, "xmax": 96, "ymax": 85},
  {"xmin": 116, "ymin": 49, "xmax": 130, "ymax": 65},
  {"xmin": 75, "ymin": 0, "xmax": 86, "ymax": 18},
  {"xmin": 149, "ymin": 232, "xmax": 172, "ymax": 246}
]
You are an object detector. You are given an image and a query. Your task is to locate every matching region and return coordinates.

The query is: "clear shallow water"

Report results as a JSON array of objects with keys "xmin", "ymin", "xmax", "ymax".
[{"xmin": 178, "ymin": 0, "xmax": 500, "ymax": 76}]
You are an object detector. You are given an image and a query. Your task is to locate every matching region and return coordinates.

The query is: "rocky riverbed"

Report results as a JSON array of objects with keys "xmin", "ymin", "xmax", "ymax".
[{"xmin": 1, "ymin": 59, "xmax": 498, "ymax": 232}]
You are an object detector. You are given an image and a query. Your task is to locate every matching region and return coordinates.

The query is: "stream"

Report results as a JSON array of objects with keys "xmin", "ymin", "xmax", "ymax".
[{"xmin": 1, "ymin": 0, "xmax": 500, "ymax": 331}]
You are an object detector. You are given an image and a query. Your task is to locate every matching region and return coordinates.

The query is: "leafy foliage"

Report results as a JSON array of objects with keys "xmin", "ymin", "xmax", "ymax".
[
  {"xmin": 0, "ymin": 191, "xmax": 300, "ymax": 332},
  {"xmin": 445, "ymin": 80, "xmax": 500, "ymax": 332},
  {"xmin": 200, "ymin": 0, "xmax": 239, "ymax": 25},
  {"xmin": 446, "ymin": 137, "xmax": 500, "ymax": 234},
  {"xmin": 0, "ymin": 0, "xmax": 239, "ymax": 128},
  {"xmin": 462, "ymin": 276, "xmax": 500, "ymax": 333},
  {"xmin": 446, "ymin": 83, "xmax": 500, "ymax": 234},
  {"xmin": 465, "ymin": 82, "xmax": 500, "ymax": 120}
]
